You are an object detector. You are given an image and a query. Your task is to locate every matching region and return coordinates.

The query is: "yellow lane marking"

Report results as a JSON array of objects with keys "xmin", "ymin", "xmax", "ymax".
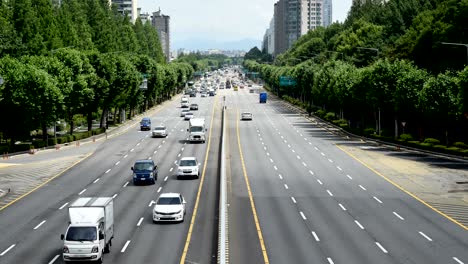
[
  {"xmin": 336, "ymin": 144, "xmax": 468, "ymax": 230},
  {"xmin": 0, "ymin": 152, "xmax": 93, "ymax": 212},
  {"xmin": 0, "ymin": 163, "xmax": 19, "ymax": 168},
  {"xmin": 180, "ymin": 95, "xmax": 219, "ymax": 263},
  {"xmin": 236, "ymin": 109, "xmax": 270, "ymax": 264}
]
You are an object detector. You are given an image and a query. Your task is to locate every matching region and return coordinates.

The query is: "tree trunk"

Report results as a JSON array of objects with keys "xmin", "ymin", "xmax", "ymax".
[
  {"xmin": 87, "ymin": 110, "xmax": 93, "ymax": 131},
  {"xmin": 100, "ymin": 107, "xmax": 107, "ymax": 128},
  {"xmin": 69, "ymin": 116, "xmax": 74, "ymax": 135},
  {"xmin": 42, "ymin": 125, "xmax": 48, "ymax": 142}
]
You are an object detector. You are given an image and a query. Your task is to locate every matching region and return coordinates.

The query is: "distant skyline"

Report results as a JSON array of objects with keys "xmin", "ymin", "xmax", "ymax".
[{"xmin": 138, "ymin": 0, "xmax": 353, "ymax": 50}]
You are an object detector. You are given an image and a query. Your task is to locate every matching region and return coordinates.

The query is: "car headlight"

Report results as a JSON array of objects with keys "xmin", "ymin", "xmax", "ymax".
[
  {"xmin": 178, "ymin": 169, "xmax": 183, "ymax": 173},
  {"xmin": 91, "ymin": 246, "xmax": 99, "ymax": 253},
  {"xmin": 63, "ymin": 246, "xmax": 69, "ymax": 253},
  {"xmin": 149, "ymin": 173, "xmax": 153, "ymax": 177}
]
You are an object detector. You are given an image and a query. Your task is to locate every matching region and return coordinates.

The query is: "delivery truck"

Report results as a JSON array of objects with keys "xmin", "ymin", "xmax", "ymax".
[
  {"xmin": 61, "ymin": 197, "xmax": 114, "ymax": 263},
  {"xmin": 188, "ymin": 118, "xmax": 206, "ymax": 143},
  {"xmin": 259, "ymin": 92, "xmax": 267, "ymax": 103}
]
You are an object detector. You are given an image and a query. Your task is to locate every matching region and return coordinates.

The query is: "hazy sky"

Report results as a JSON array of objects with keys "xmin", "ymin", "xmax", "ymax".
[{"xmin": 138, "ymin": 0, "xmax": 353, "ymax": 48}]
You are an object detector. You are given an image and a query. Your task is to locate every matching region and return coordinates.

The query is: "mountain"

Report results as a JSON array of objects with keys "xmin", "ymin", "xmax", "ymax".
[{"xmin": 172, "ymin": 38, "xmax": 261, "ymax": 51}]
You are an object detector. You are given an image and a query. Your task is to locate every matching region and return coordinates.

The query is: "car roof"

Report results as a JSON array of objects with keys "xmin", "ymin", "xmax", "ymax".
[
  {"xmin": 158, "ymin": 193, "xmax": 181, "ymax": 198},
  {"xmin": 141, "ymin": 117, "xmax": 151, "ymax": 121},
  {"xmin": 180, "ymin": 157, "xmax": 196, "ymax": 161},
  {"xmin": 154, "ymin": 126, "xmax": 166, "ymax": 129},
  {"xmin": 135, "ymin": 159, "xmax": 154, "ymax": 164}
]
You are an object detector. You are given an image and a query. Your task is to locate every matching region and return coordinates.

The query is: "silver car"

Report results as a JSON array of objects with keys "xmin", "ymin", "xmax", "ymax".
[
  {"xmin": 241, "ymin": 112, "xmax": 253, "ymax": 120},
  {"xmin": 184, "ymin": 112, "xmax": 194, "ymax": 120}
]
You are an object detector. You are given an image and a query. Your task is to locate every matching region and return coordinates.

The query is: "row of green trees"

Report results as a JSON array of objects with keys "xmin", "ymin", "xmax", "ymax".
[{"xmin": 175, "ymin": 53, "xmax": 242, "ymax": 73}]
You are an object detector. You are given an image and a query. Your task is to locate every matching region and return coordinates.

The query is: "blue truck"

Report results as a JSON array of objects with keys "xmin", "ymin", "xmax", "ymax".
[{"xmin": 259, "ymin": 92, "xmax": 267, "ymax": 103}]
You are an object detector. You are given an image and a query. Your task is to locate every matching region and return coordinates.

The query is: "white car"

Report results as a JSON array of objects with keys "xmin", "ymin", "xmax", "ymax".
[
  {"xmin": 200, "ymin": 92, "xmax": 208, "ymax": 97},
  {"xmin": 241, "ymin": 112, "xmax": 253, "ymax": 120},
  {"xmin": 177, "ymin": 157, "xmax": 199, "ymax": 179},
  {"xmin": 180, "ymin": 109, "xmax": 190, "ymax": 117},
  {"xmin": 152, "ymin": 126, "xmax": 167, "ymax": 137},
  {"xmin": 184, "ymin": 112, "xmax": 194, "ymax": 120},
  {"xmin": 153, "ymin": 193, "xmax": 186, "ymax": 223}
]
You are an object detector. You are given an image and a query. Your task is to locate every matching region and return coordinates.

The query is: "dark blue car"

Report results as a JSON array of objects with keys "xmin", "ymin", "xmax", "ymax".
[
  {"xmin": 140, "ymin": 117, "xmax": 151, "ymax": 131},
  {"xmin": 131, "ymin": 160, "xmax": 158, "ymax": 185}
]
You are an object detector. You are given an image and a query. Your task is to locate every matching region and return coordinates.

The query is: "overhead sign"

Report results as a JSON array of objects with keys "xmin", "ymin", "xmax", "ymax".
[{"xmin": 279, "ymin": 76, "xmax": 297, "ymax": 86}]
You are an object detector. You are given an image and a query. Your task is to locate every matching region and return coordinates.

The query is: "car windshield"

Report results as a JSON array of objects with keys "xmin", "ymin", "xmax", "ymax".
[
  {"xmin": 157, "ymin": 197, "xmax": 181, "ymax": 205},
  {"xmin": 134, "ymin": 162, "xmax": 153, "ymax": 171},
  {"xmin": 180, "ymin": 159, "xmax": 196, "ymax": 166},
  {"xmin": 66, "ymin": 227, "xmax": 97, "ymax": 241},
  {"xmin": 154, "ymin": 126, "xmax": 165, "ymax": 130},
  {"xmin": 190, "ymin": 126, "xmax": 203, "ymax": 132}
]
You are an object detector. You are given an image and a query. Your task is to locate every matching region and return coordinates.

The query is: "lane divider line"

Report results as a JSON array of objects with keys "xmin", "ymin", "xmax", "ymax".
[
  {"xmin": 0, "ymin": 244, "xmax": 15, "ymax": 256},
  {"xmin": 48, "ymin": 254, "xmax": 60, "ymax": 264},
  {"xmin": 137, "ymin": 217, "xmax": 144, "ymax": 227},
  {"xmin": 59, "ymin": 202, "xmax": 69, "ymax": 210},
  {"xmin": 121, "ymin": 240, "xmax": 131, "ymax": 253},
  {"xmin": 312, "ymin": 231, "xmax": 320, "ymax": 242},
  {"xmin": 33, "ymin": 220, "xmax": 46, "ymax": 230}
]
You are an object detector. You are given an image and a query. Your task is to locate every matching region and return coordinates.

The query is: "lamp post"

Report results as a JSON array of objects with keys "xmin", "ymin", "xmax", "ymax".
[{"xmin": 441, "ymin": 42, "xmax": 468, "ymax": 65}]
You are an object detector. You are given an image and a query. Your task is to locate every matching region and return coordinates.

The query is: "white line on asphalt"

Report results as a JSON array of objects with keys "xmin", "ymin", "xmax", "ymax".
[
  {"xmin": 121, "ymin": 240, "xmax": 131, "ymax": 253},
  {"xmin": 164, "ymin": 176, "xmax": 168, "ymax": 181},
  {"xmin": 287, "ymin": 144, "xmax": 291, "ymax": 148},
  {"xmin": 124, "ymin": 154, "xmax": 128, "ymax": 159},
  {"xmin": 328, "ymin": 159, "xmax": 333, "ymax": 163},
  {"xmin": 373, "ymin": 196, "xmax": 383, "ymax": 204},
  {"xmin": 184, "ymin": 143, "xmax": 187, "ymax": 145},
  {"xmin": 263, "ymin": 146, "xmax": 267, "ymax": 150},
  {"xmin": 162, "ymin": 140, "xmax": 166, "ymax": 144},
  {"xmin": 0, "ymin": 244, "xmax": 15, "ymax": 256},
  {"xmin": 359, "ymin": 185, "xmax": 366, "ymax": 191},
  {"xmin": 317, "ymin": 179, "xmax": 323, "ymax": 185},
  {"xmin": 309, "ymin": 142, "xmax": 312, "ymax": 145},
  {"xmin": 59, "ymin": 202, "xmax": 69, "ymax": 210},
  {"xmin": 175, "ymin": 160, "xmax": 178, "ymax": 164},
  {"xmin": 375, "ymin": 242, "xmax": 388, "ymax": 253},
  {"xmin": 337, "ymin": 166, "xmax": 342, "ymax": 171},
  {"xmin": 291, "ymin": 197, "xmax": 297, "ymax": 203},
  {"xmin": 260, "ymin": 137, "xmax": 263, "ymax": 141},
  {"xmin": 93, "ymin": 178, "xmax": 100, "ymax": 184},
  {"xmin": 48, "ymin": 254, "xmax": 60, "ymax": 264},
  {"xmin": 321, "ymin": 152, "xmax": 325, "ymax": 156},
  {"xmin": 347, "ymin": 174, "xmax": 353, "ymax": 180},
  {"xmin": 148, "ymin": 200, "xmax": 155, "ymax": 207},
  {"xmin": 393, "ymin": 212, "xmax": 405, "ymax": 220},
  {"xmin": 314, "ymin": 147, "xmax": 319, "ymax": 151},
  {"xmin": 339, "ymin": 203, "xmax": 347, "ymax": 211},
  {"xmin": 419, "ymin": 231, "xmax": 433, "ymax": 241},
  {"xmin": 130, "ymin": 148, "xmax": 134, "ymax": 152},
  {"xmin": 78, "ymin": 189, "xmax": 87, "ymax": 195},
  {"xmin": 158, "ymin": 145, "xmax": 162, "ymax": 149},
  {"xmin": 266, "ymin": 152, "xmax": 270, "ymax": 156},
  {"xmin": 112, "ymin": 193, "xmax": 118, "ymax": 199},
  {"xmin": 327, "ymin": 257, "xmax": 335, "ymax": 264},
  {"xmin": 154, "ymin": 150, "xmax": 157, "ymax": 154},
  {"xmin": 123, "ymin": 181, "xmax": 129, "ymax": 188},
  {"xmin": 178, "ymin": 153, "xmax": 181, "ymax": 157},
  {"xmin": 137, "ymin": 217, "xmax": 144, "ymax": 227},
  {"xmin": 181, "ymin": 147, "xmax": 184, "ymax": 151},
  {"xmin": 114, "ymin": 161, "xmax": 120, "ymax": 166},
  {"xmin": 33, "ymin": 220, "xmax": 46, "ymax": 230},
  {"xmin": 284, "ymin": 140, "xmax": 287, "ymax": 143},
  {"xmin": 296, "ymin": 155, "xmax": 301, "ymax": 159},
  {"xmin": 278, "ymin": 174, "xmax": 283, "ymax": 180},
  {"xmin": 312, "ymin": 231, "xmax": 320, "ymax": 242},
  {"xmin": 355, "ymin": 220, "xmax": 365, "ymax": 229},
  {"xmin": 300, "ymin": 211, "xmax": 307, "ymax": 220},
  {"xmin": 309, "ymin": 170, "xmax": 314, "ymax": 175},
  {"xmin": 302, "ymin": 162, "xmax": 307, "ymax": 167},
  {"xmin": 284, "ymin": 184, "xmax": 289, "ymax": 189},
  {"xmin": 269, "ymin": 158, "xmax": 274, "ymax": 163},
  {"xmin": 274, "ymin": 166, "xmax": 278, "ymax": 170},
  {"xmin": 145, "ymin": 135, "xmax": 149, "ymax": 138},
  {"xmin": 136, "ymin": 143, "xmax": 140, "ymax": 146},
  {"xmin": 157, "ymin": 187, "xmax": 162, "ymax": 193},
  {"xmin": 105, "ymin": 169, "xmax": 111, "ymax": 174},
  {"xmin": 453, "ymin": 257, "xmax": 464, "ymax": 264},
  {"xmin": 169, "ymin": 167, "xmax": 173, "ymax": 172},
  {"xmin": 281, "ymin": 136, "xmax": 284, "ymax": 139},
  {"xmin": 327, "ymin": 190, "xmax": 333, "ymax": 196}
]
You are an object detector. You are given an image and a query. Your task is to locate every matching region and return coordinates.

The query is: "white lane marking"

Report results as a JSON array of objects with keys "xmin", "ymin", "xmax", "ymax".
[
  {"xmin": 373, "ymin": 196, "xmax": 383, "ymax": 204},
  {"xmin": 169, "ymin": 167, "xmax": 173, "ymax": 172},
  {"xmin": 304, "ymin": 138, "xmax": 308, "ymax": 141},
  {"xmin": 130, "ymin": 148, "xmax": 135, "ymax": 152},
  {"xmin": 287, "ymin": 144, "xmax": 291, "ymax": 148},
  {"xmin": 184, "ymin": 143, "xmax": 187, "ymax": 145},
  {"xmin": 48, "ymin": 254, "xmax": 60, "ymax": 264},
  {"xmin": 59, "ymin": 202, "xmax": 69, "ymax": 210},
  {"xmin": 328, "ymin": 159, "xmax": 333, "ymax": 163},
  {"xmin": 375, "ymin": 242, "xmax": 388, "ymax": 253},
  {"xmin": 327, "ymin": 258, "xmax": 335, "ymax": 264},
  {"xmin": 284, "ymin": 184, "xmax": 289, "ymax": 189},
  {"xmin": 393, "ymin": 212, "xmax": 405, "ymax": 220},
  {"xmin": 124, "ymin": 154, "xmax": 128, "ymax": 159},
  {"xmin": 327, "ymin": 190, "xmax": 333, "ymax": 196},
  {"xmin": 148, "ymin": 200, "xmax": 155, "ymax": 207},
  {"xmin": 33, "ymin": 220, "xmax": 46, "ymax": 230},
  {"xmin": 312, "ymin": 231, "xmax": 320, "ymax": 242},
  {"xmin": 157, "ymin": 187, "xmax": 162, "ymax": 193},
  {"xmin": 354, "ymin": 220, "xmax": 365, "ymax": 229},
  {"xmin": 300, "ymin": 134, "xmax": 303, "ymax": 137},
  {"xmin": 274, "ymin": 166, "xmax": 278, "ymax": 170},
  {"xmin": 178, "ymin": 153, "xmax": 181, "ymax": 157},
  {"xmin": 339, "ymin": 203, "xmax": 347, "ymax": 211},
  {"xmin": 162, "ymin": 140, "xmax": 166, "ymax": 144},
  {"xmin": 123, "ymin": 181, "xmax": 129, "ymax": 188},
  {"xmin": 336, "ymin": 166, "xmax": 342, "ymax": 171},
  {"xmin": 419, "ymin": 231, "xmax": 433, "ymax": 241},
  {"xmin": 309, "ymin": 170, "xmax": 314, "ymax": 175},
  {"xmin": 164, "ymin": 176, "xmax": 168, "ymax": 182},
  {"xmin": 175, "ymin": 161, "xmax": 178, "ymax": 164},
  {"xmin": 269, "ymin": 158, "xmax": 274, "ymax": 163},
  {"xmin": 263, "ymin": 146, "xmax": 267, "ymax": 150},
  {"xmin": 309, "ymin": 142, "xmax": 312, "ymax": 145},
  {"xmin": 261, "ymin": 142, "xmax": 264, "ymax": 145},
  {"xmin": 78, "ymin": 189, "xmax": 87, "ymax": 195},
  {"xmin": 347, "ymin": 174, "xmax": 353, "ymax": 180},
  {"xmin": 300, "ymin": 211, "xmax": 307, "ymax": 220},
  {"xmin": 453, "ymin": 257, "xmax": 464, "ymax": 264},
  {"xmin": 321, "ymin": 152, "xmax": 325, "ymax": 156},
  {"xmin": 292, "ymin": 149, "xmax": 296, "ymax": 153},
  {"xmin": 121, "ymin": 240, "xmax": 131, "ymax": 253},
  {"xmin": 284, "ymin": 140, "xmax": 287, "ymax": 143},
  {"xmin": 296, "ymin": 155, "xmax": 301, "ymax": 159},
  {"xmin": 181, "ymin": 147, "xmax": 185, "ymax": 151},
  {"xmin": 317, "ymin": 179, "xmax": 323, "ymax": 185},
  {"xmin": 154, "ymin": 150, "xmax": 157, "ymax": 154},
  {"xmin": 158, "ymin": 145, "xmax": 162, "ymax": 149},
  {"xmin": 137, "ymin": 217, "xmax": 144, "ymax": 227},
  {"xmin": 136, "ymin": 143, "xmax": 140, "ymax": 146},
  {"xmin": 112, "ymin": 193, "xmax": 118, "ymax": 199},
  {"xmin": 260, "ymin": 137, "xmax": 263, "ymax": 141},
  {"xmin": 281, "ymin": 136, "xmax": 284, "ymax": 139},
  {"xmin": 266, "ymin": 152, "xmax": 270, "ymax": 156},
  {"xmin": 291, "ymin": 197, "xmax": 297, "ymax": 203},
  {"xmin": 314, "ymin": 147, "xmax": 319, "ymax": 151},
  {"xmin": 359, "ymin": 185, "xmax": 366, "ymax": 191},
  {"xmin": 145, "ymin": 135, "xmax": 149, "ymax": 138},
  {"xmin": 105, "ymin": 169, "xmax": 111, "ymax": 174},
  {"xmin": 302, "ymin": 162, "xmax": 307, "ymax": 167},
  {"xmin": 278, "ymin": 174, "xmax": 283, "ymax": 180},
  {"xmin": 0, "ymin": 244, "xmax": 15, "ymax": 256},
  {"xmin": 93, "ymin": 178, "xmax": 100, "ymax": 184}
]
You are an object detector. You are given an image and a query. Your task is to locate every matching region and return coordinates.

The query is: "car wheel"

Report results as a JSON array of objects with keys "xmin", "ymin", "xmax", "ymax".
[
  {"xmin": 195, "ymin": 173, "xmax": 199, "ymax": 179},
  {"xmin": 151, "ymin": 178, "xmax": 155, "ymax": 185},
  {"xmin": 97, "ymin": 253, "xmax": 103, "ymax": 264}
]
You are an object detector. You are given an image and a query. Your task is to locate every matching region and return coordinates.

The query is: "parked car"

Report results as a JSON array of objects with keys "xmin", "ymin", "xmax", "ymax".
[
  {"xmin": 177, "ymin": 157, "xmax": 199, "ymax": 179},
  {"xmin": 152, "ymin": 126, "xmax": 167, "ymax": 137},
  {"xmin": 131, "ymin": 159, "xmax": 158, "ymax": 184},
  {"xmin": 153, "ymin": 193, "xmax": 186, "ymax": 223}
]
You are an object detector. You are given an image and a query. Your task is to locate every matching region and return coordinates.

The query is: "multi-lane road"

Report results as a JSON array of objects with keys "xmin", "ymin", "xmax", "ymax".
[{"xmin": 1, "ymin": 72, "xmax": 468, "ymax": 264}]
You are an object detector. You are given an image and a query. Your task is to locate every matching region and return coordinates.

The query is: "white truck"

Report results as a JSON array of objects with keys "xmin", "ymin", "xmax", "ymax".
[
  {"xmin": 61, "ymin": 197, "xmax": 114, "ymax": 263},
  {"xmin": 188, "ymin": 118, "xmax": 206, "ymax": 143},
  {"xmin": 181, "ymin": 97, "xmax": 189, "ymax": 108}
]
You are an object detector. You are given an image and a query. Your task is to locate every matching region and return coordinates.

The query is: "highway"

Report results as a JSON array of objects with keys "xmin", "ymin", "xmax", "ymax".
[{"xmin": 1, "ymin": 70, "xmax": 468, "ymax": 264}]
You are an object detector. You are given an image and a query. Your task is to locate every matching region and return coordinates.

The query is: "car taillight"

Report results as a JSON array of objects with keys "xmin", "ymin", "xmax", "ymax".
[
  {"xmin": 63, "ymin": 246, "xmax": 69, "ymax": 253},
  {"xmin": 91, "ymin": 246, "xmax": 99, "ymax": 253}
]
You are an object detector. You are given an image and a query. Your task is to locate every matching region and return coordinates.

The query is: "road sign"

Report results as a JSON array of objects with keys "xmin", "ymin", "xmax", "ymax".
[{"xmin": 279, "ymin": 76, "xmax": 297, "ymax": 86}]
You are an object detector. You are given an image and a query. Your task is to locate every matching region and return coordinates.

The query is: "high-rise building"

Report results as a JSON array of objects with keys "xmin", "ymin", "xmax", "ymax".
[
  {"xmin": 137, "ymin": 8, "xmax": 150, "ymax": 25},
  {"xmin": 111, "ymin": 0, "xmax": 138, "ymax": 23},
  {"xmin": 152, "ymin": 9, "xmax": 171, "ymax": 62},
  {"xmin": 323, "ymin": 0, "xmax": 333, "ymax": 27}
]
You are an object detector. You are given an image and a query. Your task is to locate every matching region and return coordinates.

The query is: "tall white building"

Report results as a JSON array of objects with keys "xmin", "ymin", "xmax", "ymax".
[
  {"xmin": 112, "ymin": 0, "xmax": 138, "ymax": 23},
  {"xmin": 152, "ymin": 9, "xmax": 171, "ymax": 62}
]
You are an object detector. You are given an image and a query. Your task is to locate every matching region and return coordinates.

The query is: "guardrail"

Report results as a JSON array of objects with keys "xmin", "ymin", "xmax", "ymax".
[{"xmin": 218, "ymin": 105, "xmax": 228, "ymax": 263}]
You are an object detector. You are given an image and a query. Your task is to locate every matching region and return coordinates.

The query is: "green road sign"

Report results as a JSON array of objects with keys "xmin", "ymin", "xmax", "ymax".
[{"xmin": 279, "ymin": 76, "xmax": 297, "ymax": 86}]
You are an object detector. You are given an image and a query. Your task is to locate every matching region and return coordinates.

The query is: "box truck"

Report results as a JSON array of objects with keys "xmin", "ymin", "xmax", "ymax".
[
  {"xmin": 61, "ymin": 197, "xmax": 114, "ymax": 263},
  {"xmin": 188, "ymin": 118, "xmax": 206, "ymax": 143}
]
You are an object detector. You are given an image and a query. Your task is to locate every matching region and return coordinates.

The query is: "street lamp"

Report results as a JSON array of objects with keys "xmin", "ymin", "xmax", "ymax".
[{"xmin": 441, "ymin": 42, "xmax": 468, "ymax": 64}]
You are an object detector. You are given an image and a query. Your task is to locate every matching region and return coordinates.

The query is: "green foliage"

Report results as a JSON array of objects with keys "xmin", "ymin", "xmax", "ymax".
[
  {"xmin": 423, "ymin": 138, "xmax": 441, "ymax": 145},
  {"xmin": 324, "ymin": 112, "xmax": 337, "ymax": 121},
  {"xmin": 454, "ymin": 142, "xmax": 468, "ymax": 149},
  {"xmin": 399, "ymin": 133, "xmax": 413, "ymax": 142},
  {"xmin": 364, "ymin": 128, "xmax": 376, "ymax": 136}
]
